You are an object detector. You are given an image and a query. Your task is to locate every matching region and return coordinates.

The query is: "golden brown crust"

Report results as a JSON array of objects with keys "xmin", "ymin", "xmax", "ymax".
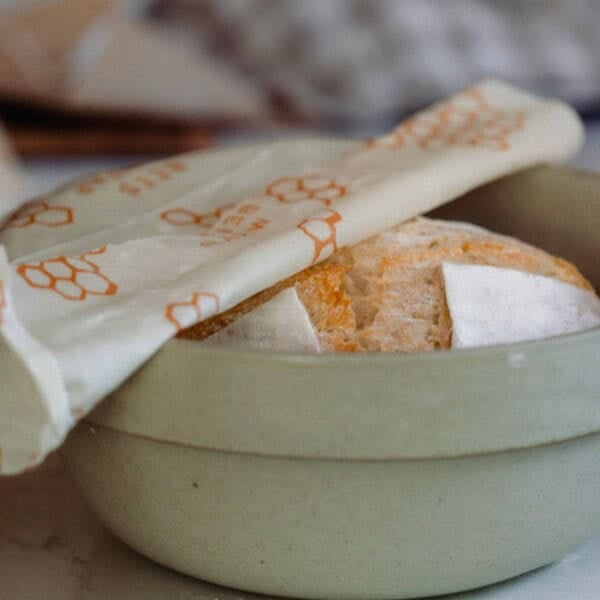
[
  {"xmin": 177, "ymin": 263, "xmax": 356, "ymax": 349},
  {"xmin": 178, "ymin": 218, "xmax": 594, "ymax": 352}
]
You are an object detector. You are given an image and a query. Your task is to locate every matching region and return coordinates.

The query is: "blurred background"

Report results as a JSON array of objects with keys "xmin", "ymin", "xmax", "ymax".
[{"xmin": 0, "ymin": 0, "xmax": 599, "ymax": 204}]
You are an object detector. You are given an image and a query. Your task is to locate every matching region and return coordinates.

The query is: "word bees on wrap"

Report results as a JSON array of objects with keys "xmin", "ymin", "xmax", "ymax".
[
  {"xmin": 198, "ymin": 203, "xmax": 269, "ymax": 246},
  {"xmin": 197, "ymin": 174, "xmax": 347, "ymax": 247},
  {"xmin": 369, "ymin": 87, "xmax": 525, "ymax": 151},
  {"xmin": 76, "ymin": 160, "xmax": 188, "ymax": 197}
]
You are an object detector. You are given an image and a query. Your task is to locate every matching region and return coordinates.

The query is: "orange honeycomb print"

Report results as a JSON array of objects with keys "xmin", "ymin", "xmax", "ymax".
[
  {"xmin": 369, "ymin": 88, "xmax": 525, "ymax": 152},
  {"xmin": 5, "ymin": 200, "xmax": 73, "ymax": 229},
  {"xmin": 165, "ymin": 292, "xmax": 220, "ymax": 331},
  {"xmin": 298, "ymin": 209, "xmax": 343, "ymax": 265},
  {"xmin": 16, "ymin": 247, "xmax": 117, "ymax": 301},
  {"xmin": 266, "ymin": 175, "xmax": 346, "ymax": 206},
  {"xmin": 160, "ymin": 205, "xmax": 231, "ymax": 228}
]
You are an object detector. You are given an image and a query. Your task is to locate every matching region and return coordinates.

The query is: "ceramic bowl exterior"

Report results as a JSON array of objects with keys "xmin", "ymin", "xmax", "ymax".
[
  {"xmin": 63, "ymin": 424, "xmax": 600, "ymax": 599},
  {"xmin": 62, "ymin": 163, "xmax": 600, "ymax": 599}
]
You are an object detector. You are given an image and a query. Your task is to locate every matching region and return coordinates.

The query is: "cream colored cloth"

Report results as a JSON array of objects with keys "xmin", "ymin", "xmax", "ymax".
[{"xmin": 0, "ymin": 80, "xmax": 584, "ymax": 474}]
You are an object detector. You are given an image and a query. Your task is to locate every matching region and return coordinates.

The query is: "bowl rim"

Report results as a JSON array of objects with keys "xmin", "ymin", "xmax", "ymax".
[
  {"xmin": 166, "ymin": 321, "xmax": 600, "ymax": 365},
  {"xmin": 87, "ymin": 321, "xmax": 600, "ymax": 461}
]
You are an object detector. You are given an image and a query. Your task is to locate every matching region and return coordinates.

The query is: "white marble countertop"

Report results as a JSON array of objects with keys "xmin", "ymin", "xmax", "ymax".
[{"xmin": 3, "ymin": 128, "xmax": 600, "ymax": 599}]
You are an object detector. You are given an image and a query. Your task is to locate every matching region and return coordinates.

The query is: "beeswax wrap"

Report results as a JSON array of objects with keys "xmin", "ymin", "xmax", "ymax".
[{"xmin": 0, "ymin": 80, "xmax": 584, "ymax": 473}]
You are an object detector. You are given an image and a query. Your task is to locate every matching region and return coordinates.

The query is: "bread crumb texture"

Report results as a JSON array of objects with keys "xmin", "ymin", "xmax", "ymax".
[{"xmin": 178, "ymin": 218, "xmax": 593, "ymax": 352}]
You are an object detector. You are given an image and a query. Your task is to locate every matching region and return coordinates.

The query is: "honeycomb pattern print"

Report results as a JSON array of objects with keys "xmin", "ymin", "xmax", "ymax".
[
  {"xmin": 160, "ymin": 205, "xmax": 231, "ymax": 228},
  {"xmin": 369, "ymin": 88, "xmax": 525, "ymax": 152},
  {"xmin": 5, "ymin": 200, "xmax": 73, "ymax": 229},
  {"xmin": 297, "ymin": 209, "xmax": 343, "ymax": 265},
  {"xmin": 165, "ymin": 292, "xmax": 220, "ymax": 331},
  {"xmin": 266, "ymin": 175, "xmax": 346, "ymax": 206},
  {"xmin": 16, "ymin": 247, "xmax": 117, "ymax": 301}
]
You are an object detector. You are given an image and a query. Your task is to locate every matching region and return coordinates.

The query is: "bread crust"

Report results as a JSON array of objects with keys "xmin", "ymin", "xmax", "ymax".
[{"xmin": 178, "ymin": 218, "xmax": 593, "ymax": 352}]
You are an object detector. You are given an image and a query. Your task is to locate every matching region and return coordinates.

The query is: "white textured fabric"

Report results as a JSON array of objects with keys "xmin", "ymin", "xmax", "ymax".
[
  {"xmin": 152, "ymin": 0, "xmax": 600, "ymax": 120},
  {"xmin": 443, "ymin": 263, "xmax": 600, "ymax": 349},
  {"xmin": 0, "ymin": 81, "xmax": 584, "ymax": 473}
]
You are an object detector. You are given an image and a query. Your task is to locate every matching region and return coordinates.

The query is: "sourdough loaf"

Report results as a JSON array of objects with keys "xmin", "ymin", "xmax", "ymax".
[{"xmin": 178, "ymin": 217, "xmax": 593, "ymax": 352}]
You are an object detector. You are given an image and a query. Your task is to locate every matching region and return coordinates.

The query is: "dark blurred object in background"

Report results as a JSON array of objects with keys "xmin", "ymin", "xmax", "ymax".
[
  {"xmin": 1, "ymin": 102, "xmax": 214, "ymax": 156},
  {"xmin": 0, "ymin": 0, "xmax": 267, "ymax": 156},
  {"xmin": 1, "ymin": 0, "xmax": 600, "ymax": 157},
  {"xmin": 150, "ymin": 0, "xmax": 600, "ymax": 122}
]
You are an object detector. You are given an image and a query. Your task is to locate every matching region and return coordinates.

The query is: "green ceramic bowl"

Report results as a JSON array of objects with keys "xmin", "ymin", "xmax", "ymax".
[{"xmin": 63, "ymin": 164, "xmax": 600, "ymax": 599}]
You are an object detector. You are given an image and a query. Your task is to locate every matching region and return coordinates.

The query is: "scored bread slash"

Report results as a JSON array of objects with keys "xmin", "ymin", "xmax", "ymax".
[
  {"xmin": 442, "ymin": 263, "xmax": 600, "ymax": 349},
  {"xmin": 202, "ymin": 287, "xmax": 321, "ymax": 353}
]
